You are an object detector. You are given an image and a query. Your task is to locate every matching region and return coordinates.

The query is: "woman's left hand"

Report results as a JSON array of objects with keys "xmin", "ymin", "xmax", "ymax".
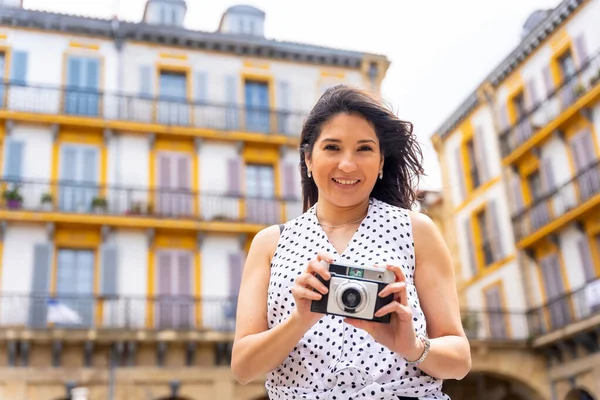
[{"xmin": 344, "ymin": 264, "xmax": 424, "ymax": 362}]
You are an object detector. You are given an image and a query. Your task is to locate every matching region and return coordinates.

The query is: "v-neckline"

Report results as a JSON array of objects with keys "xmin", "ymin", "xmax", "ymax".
[{"xmin": 309, "ymin": 197, "xmax": 374, "ymax": 259}]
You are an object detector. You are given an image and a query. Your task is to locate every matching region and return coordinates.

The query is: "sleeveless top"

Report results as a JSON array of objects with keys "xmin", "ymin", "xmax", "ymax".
[{"xmin": 265, "ymin": 197, "xmax": 449, "ymax": 400}]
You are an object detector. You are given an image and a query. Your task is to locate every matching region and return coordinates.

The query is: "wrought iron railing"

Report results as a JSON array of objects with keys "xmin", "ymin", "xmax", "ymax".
[
  {"xmin": 526, "ymin": 276, "xmax": 600, "ymax": 337},
  {"xmin": 460, "ymin": 310, "xmax": 530, "ymax": 341},
  {"xmin": 0, "ymin": 178, "xmax": 302, "ymax": 225},
  {"xmin": 0, "ymin": 293, "xmax": 239, "ymax": 332},
  {"xmin": 0, "ymin": 81, "xmax": 307, "ymax": 136},
  {"xmin": 499, "ymin": 49, "xmax": 600, "ymax": 158},
  {"xmin": 512, "ymin": 159, "xmax": 600, "ymax": 241}
]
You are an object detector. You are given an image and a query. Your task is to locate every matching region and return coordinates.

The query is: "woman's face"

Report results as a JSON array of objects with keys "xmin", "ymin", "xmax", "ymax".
[{"xmin": 306, "ymin": 113, "xmax": 384, "ymax": 209}]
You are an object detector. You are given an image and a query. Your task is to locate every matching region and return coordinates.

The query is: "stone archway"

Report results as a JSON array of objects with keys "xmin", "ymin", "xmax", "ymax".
[
  {"xmin": 566, "ymin": 388, "xmax": 596, "ymax": 400},
  {"xmin": 443, "ymin": 372, "xmax": 545, "ymax": 400}
]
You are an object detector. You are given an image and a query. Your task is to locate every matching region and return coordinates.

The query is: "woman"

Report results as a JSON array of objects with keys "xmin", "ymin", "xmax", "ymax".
[{"xmin": 231, "ymin": 85, "xmax": 471, "ymax": 399}]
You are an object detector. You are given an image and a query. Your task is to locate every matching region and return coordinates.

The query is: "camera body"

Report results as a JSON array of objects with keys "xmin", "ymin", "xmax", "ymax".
[{"xmin": 310, "ymin": 261, "xmax": 396, "ymax": 324}]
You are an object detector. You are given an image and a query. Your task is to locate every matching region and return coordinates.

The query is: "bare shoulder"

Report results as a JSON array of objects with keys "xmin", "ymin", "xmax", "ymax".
[
  {"xmin": 248, "ymin": 224, "xmax": 282, "ymax": 261},
  {"xmin": 406, "ymin": 210, "xmax": 440, "ymax": 241},
  {"xmin": 406, "ymin": 210, "xmax": 450, "ymax": 268}
]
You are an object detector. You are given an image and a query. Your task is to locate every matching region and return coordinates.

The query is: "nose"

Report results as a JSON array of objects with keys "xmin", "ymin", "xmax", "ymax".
[{"xmin": 338, "ymin": 154, "xmax": 358, "ymax": 173}]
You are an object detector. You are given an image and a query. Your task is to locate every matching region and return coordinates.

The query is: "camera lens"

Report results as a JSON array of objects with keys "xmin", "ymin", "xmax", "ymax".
[{"xmin": 341, "ymin": 288, "xmax": 362, "ymax": 309}]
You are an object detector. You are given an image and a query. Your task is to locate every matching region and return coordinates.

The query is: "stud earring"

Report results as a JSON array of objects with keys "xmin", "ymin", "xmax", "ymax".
[{"xmin": 379, "ymin": 171, "xmax": 383, "ymax": 179}]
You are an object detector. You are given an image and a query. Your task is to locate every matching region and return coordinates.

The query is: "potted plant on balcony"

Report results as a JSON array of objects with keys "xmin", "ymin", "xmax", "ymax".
[
  {"xmin": 573, "ymin": 82, "xmax": 586, "ymax": 98},
  {"xmin": 91, "ymin": 197, "xmax": 107, "ymax": 214},
  {"xmin": 40, "ymin": 192, "xmax": 53, "ymax": 211},
  {"xmin": 126, "ymin": 201, "xmax": 144, "ymax": 215},
  {"xmin": 3, "ymin": 186, "xmax": 23, "ymax": 210}
]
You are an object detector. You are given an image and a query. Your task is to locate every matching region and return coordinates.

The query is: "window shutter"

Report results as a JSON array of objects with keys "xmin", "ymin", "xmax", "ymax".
[
  {"xmin": 484, "ymin": 285, "xmax": 507, "ymax": 339},
  {"xmin": 28, "ymin": 243, "xmax": 52, "ymax": 328},
  {"xmin": 225, "ymin": 74, "xmax": 239, "ymax": 130},
  {"xmin": 455, "ymin": 147, "xmax": 466, "ymax": 202},
  {"xmin": 542, "ymin": 65, "xmax": 554, "ymax": 97},
  {"xmin": 473, "ymin": 125, "xmax": 488, "ymax": 183},
  {"xmin": 540, "ymin": 157, "xmax": 556, "ymax": 194},
  {"xmin": 10, "ymin": 50, "xmax": 28, "ymax": 85},
  {"xmin": 100, "ymin": 244, "xmax": 118, "ymax": 297},
  {"xmin": 228, "ymin": 252, "xmax": 244, "ymax": 297},
  {"xmin": 497, "ymin": 103, "xmax": 510, "ymax": 132},
  {"xmin": 195, "ymin": 71, "xmax": 208, "ymax": 102},
  {"xmin": 511, "ymin": 175, "xmax": 524, "ymax": 214},
  {"xmin": 464, "ymin": 218, "xmax": 478, "ymax": 278},
  {"xmin": 139, "ymin": 65, "xmax": 153, "ymax": 98},
  {"xmin": 486, "ymin": 200, "xmax": 504, "ymax": 262},
  {"xmin": 282, "ymin": 162, "xmax": 296, "ymax": 200},
  {"xmin": 177, "ymin": 253, "xmax": 192, "ymax": 295},
  {"xmin": 277, "ymin": 80, "xmax": 290, "ymax": 134},
  {"xmin": 577, "ymin": 237, "xmax": 595, "ymax": 283},
  {"xmin": 525, "ymin": 79, "xmax": 539, "ymax": 110},
  {"xmin": 573, "ymin": 34, "xmax": 589, "ymax": 67},
  {"xmin": 226, "ymin": 158, "xmax": 242, "ymax": 196},
  {"xmin": 157, "ymin": 252, "xmax": 172, "ymax": 295},
  {"xmin": 4, "ymin": 139, "xmax": 23, "ymax": 180}
]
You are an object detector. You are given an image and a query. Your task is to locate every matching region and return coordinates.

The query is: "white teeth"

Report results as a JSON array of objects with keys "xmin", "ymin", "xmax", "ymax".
[{"xmin": 333, "ymin": 178, "xmax": 359, "ymax": 185}]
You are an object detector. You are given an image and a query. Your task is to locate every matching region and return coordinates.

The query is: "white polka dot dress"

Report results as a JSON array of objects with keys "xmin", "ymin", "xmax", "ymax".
[{"xmin": 265, "ymin": 197, "xmax": 450, "ymax": 400}]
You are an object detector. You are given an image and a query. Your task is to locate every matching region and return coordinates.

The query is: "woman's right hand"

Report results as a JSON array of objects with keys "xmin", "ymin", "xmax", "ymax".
[{"xmin": 290, "ymin": 252, "xmax": 334, "ymax": 327}]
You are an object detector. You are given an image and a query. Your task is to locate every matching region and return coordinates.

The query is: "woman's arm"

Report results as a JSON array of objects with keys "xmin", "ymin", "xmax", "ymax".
[
  {"xmin": 409, "ymin": 211, "xmax": 471, "ymax": 380},
  {"xmin": 230, "ymin": 225, "xmax": 316, "ymax": 385}
]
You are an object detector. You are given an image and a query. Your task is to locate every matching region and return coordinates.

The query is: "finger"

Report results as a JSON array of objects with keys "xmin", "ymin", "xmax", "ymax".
[
  {"xmin": 307, "ymin": 259, "xmax": 332, "ymax": 280},
  {"xmin": 386, "ymin": 264, "xmax": 406, "ymax": 283},
  {"xmin": 378, "ymin": 281, "xmax": 406, "ymax": 301},
  {"xmin": 316, "ymin": 252, "xmax": 335, "ymax": 263},
  {"xmin": 298, "ymin": 273, "xmax": 329, "ymax": 294},
  {"xmin": 344, "ymin": 318, "xmax": 375, "ymax": 334},
  {"xmin": 374, "ymin": 301, "xmax": 410, "ymax": 318},
  {"xmin": 291, "ymin": 285, "xmax": 323, "ymax": 301}
]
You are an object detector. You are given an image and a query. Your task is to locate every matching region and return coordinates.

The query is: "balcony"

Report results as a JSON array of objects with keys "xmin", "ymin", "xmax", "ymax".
[
  {"xmin": 460, "ymin": 310, "xmax": 530, "ymax": 343},
  {"xmin": 499, "ymin": 49, "xmax": 600, "ymax": 164},
  {"xmin": 0, "ymin": 82, "xmax": 307, "ymax": 143},
  {"xmin": 526, "ymin": 276, "xmax": 600, "ymax": 347},
  {"xmin": 0, "ymin": 179, "xmax": 301, "ymax": 232},
  {"xmin": 0, "ymin": 293, "xmax": 237, "ymax": 341},
  {"xmin": 512, "ymin": 158, "xmax": 600, "ymax": 246}
]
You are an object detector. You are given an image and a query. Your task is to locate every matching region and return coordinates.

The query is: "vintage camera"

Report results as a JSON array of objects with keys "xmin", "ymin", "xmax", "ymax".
[{"xmin": 310, "ymin": 262, "xmax": 395, "ymax": 324}]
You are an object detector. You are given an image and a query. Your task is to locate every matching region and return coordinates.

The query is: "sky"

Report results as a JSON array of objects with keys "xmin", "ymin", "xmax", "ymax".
[{"xmin": 23, "ymin": 0, "xmax": 562, "ymax": 191}]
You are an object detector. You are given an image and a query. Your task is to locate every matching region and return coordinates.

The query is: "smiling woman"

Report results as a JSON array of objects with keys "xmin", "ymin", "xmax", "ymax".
[{"xmin": 231, "ymin": 85, "xmax": 471, "ymax": 400}]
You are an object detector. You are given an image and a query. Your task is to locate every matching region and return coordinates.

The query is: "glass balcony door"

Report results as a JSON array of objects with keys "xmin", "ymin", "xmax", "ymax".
[
  {"xmin": 59, "ymin": 145, "xmax": 99, "ymax": 213},
  {"xmin": 54, "ymin": 249, "xmax": 95, "ymax": 328},
  {"xmin": 156, "ymin": 151, "xmax": 193, "ymax": 217},
  {"xmin": 245, "ymin": 163, "xmax": 278, "ymax": 224},
  {"xmin": 158, "ymin": 71, "xmax": 188, "ymax": 125},
  {"xmin": 245, "ymin": 81, "xmax": 270, "ymax": 132},
  {"xmin": 65, "ymin": 56, "xmax": 100, "ymax": 116}
]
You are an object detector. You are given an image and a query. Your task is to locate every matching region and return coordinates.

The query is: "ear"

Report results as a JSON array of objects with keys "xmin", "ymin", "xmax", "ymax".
[
  {"xmin": 379, "ymin": 155, "xmax": 384, "ymax": 172},
  {"xmin": 304, "ymin": 152, "xmax": 312, "ymax": 171}
]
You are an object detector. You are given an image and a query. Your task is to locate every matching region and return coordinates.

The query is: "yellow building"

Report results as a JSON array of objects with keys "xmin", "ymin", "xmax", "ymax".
[
  {"xmin": 432, "ymin": 0, "xmax": 600, "ymax": 398},
  {"xmin": 0, "ymin": 1, "xmax": 390, "ymax": 399}
]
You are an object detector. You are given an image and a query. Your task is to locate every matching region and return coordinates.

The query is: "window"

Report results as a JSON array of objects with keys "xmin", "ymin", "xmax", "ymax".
[
  {"xmin": 59, "ymin": 144, "xmax": 99, "ymax": 213},
  {"xmin": 558, "ymin": 50, "xmax": 577, "ymax": 81},
  {"xmin": 55, "ymin": 249, "xmax": 95, "ymax": 327},
  {"xmin": 476, "ymin": 208, "xmax": 494, "ymax": 267},
  {"xmin": 245, "ymin": 163, "xmax": 278, "ymax": 224},
  {"xmin": 245, "ymin": 80, "xmax": 270, "ymax": 132},
  {"xmin": 466, "ymin": 139, "xmax": 480, "ymax": 189},
  {"xmin": 158, "ymin": 71, "xmax": 188, "ymax": 125},
  {"xmin": 513, "ymin": 92, "xmax": 526, "ymax": 120},
  {"xmin": 527, "ymin": 171, "xmax": 543, "ymax": 202},
  {"xmin": 156, "ymin": 250, "xmax": 193, "ymax": 329},
  {"xmin": 483, "ymin": 284, "xmax": 508, "ymax": 339},
  {"xmin": 156, "ymin": 151, "xmax": 192, "ymax": 216}
]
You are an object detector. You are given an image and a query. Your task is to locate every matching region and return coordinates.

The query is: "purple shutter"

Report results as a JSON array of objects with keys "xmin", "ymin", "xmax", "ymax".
[
  {"xmin": 157, "ymin": 153, "xmax": 172, "ymax": 215},
  {"xmin": 464, "ymin": 219, "xmax": 478, "ymax": 277},
  {"xmin": 511, "ymin": 175, "xmax": 524, "ymax": 213},
  {"xmin": 227, "ymin": 158, "xmax": 242, "ymax": 196},
  {"xmin": 573, "ymin": 34, "xmax": 589, "ymax": 67},
  {"xmin": 577, "ymin": 238, "xmax": 595, "ymax": 283},
  {"xmin": 484, "ymin": 285, "xmax": 507, "ymax": 339},
  {"xmin": 157, "ymin": 252, "xmax": 172, "ymax": 295},
  {"xmin": 282, "ymin": 162, "xmax": 296, "ymax": 200},
  {"xmin": 540, "ymin": 157, "xmax": 556, "ymax": 193},
  {"xmin": 177, "ymin": 253, "xmax": 192, "ymax": 295},
  {"xmin": 486, "ymin": 200, "xmax": 504, "ymax": 262},
  {"xmin": 177, "ymin": 155, "xmax": 192, "ymax": 215},
  {"xmin": 526, "ymin": 79, "xmax": 539, "ymax": 110},
  {"xmin": 473, "ymin": 125, "xmax": 488, "ymax": 183},
  {"xmin": 228, "ymin": 252, "xmax": 243, "ymax": 296},
  {"xmin": 580, "ymin": 129, "xmax": 595, "ymax": 166},
  {"xmin": 455, "ymin": 147, "xmax": 466, "ymax": 202},
  {"xmin": 542, "ymin": 65, "xmax": 554, "ymax": 97},
  {"xmin": 570, "ymin": 133, "xmax": 585, "ymax": 173}
]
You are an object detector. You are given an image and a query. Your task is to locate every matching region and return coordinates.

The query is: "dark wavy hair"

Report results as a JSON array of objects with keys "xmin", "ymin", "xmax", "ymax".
[{"xmin": 299, "ymin": 84, "xmax": 424, "ymax": 212}]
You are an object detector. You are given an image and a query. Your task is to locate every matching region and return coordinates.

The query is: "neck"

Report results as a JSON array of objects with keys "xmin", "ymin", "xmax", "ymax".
[{"xmin": 315, "ymin": 197, "xmax": 370, "ymax": 227}]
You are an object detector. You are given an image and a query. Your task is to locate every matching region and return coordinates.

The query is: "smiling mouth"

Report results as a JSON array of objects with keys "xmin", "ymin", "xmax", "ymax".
[{"xmin": 332, "ymin": 178, "xmax": 360, "ymax": 185}]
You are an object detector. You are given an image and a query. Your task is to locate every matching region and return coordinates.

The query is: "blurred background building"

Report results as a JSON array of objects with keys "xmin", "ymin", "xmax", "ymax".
[
  {"xmin": 431, "ymin": 0, "xmax": 600, "ymax": 398},
  {"xmin": 0, "ymin": 0, "xmax": 390, "ymax": 399}
]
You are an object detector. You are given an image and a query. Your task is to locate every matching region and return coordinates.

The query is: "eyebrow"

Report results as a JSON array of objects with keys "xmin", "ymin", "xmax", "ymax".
[{"xmin": 321, "ymin": 138, "xmax": 377, "ymax": 144}]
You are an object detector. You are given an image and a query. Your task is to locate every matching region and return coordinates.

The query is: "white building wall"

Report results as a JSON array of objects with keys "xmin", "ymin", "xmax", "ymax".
[
  {"xmin": 593, "ymin": 103, "xmax": 600, "ymax": 147},
  {"xmin": 558, "ymin": 225, "xmax": 588, "ymax": 291},
  {"xmin": 566, "ymin": 0, "xmax": 600, "ymax": 61},
  {"xmin": 199, "ymin": 142, "xmax": 240, "ymax": 220}
]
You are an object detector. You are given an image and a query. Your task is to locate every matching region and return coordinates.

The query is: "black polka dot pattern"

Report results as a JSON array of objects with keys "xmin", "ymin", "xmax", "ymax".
[{"xmin": 265, "ymin": 198, "xmax": 450, "ymax": 399}]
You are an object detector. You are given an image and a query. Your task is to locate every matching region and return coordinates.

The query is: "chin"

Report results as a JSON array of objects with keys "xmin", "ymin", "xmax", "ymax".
[{"xmin": 326, "ymin": 190, "xmax": 370, "ymax": 208}]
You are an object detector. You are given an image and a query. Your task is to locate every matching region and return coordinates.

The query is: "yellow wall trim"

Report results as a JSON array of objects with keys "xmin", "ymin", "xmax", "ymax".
[
  {"xmin": 243, "ymin": 60, "xmax": 270, "ymax": 69},
  {"xmin": 159, "ymin": 53, "xmax": 188, "ymax": 60},
  {"xmin": 458, "ymin": 254, "xmax": 516, "ymax": 291},
  {"xmin": 155, "ymin": 232, "xmax": 197, "ymax": 250},
  {"xmin": 320, "ymin": 70, "xmax": 345, "ymax": 79},
  {"xmin": 55, "ymin": 227, "xmax": 101, "ymax": 248},
  {"xmin": 69, "ymin": 41, "xmax": 100, "ymax": 51}
]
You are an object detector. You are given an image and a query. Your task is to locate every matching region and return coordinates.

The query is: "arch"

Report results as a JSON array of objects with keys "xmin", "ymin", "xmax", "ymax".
[
  {"xmin": 443, "ymin": 372, "xmax": 545, "ymax": 400},
  {"xmin": 565, "ymin": 388, "xmax": 596, "ymax": 400}
]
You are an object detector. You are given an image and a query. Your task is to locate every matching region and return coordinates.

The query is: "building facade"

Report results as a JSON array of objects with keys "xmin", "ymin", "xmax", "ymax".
[
  {"xmin": 432, "ymin": 0, "xmax": 600, "ymax": 398},
  {"xmin": 0, "ymin": 1, "xmax": 390, "ymax": 399}
]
